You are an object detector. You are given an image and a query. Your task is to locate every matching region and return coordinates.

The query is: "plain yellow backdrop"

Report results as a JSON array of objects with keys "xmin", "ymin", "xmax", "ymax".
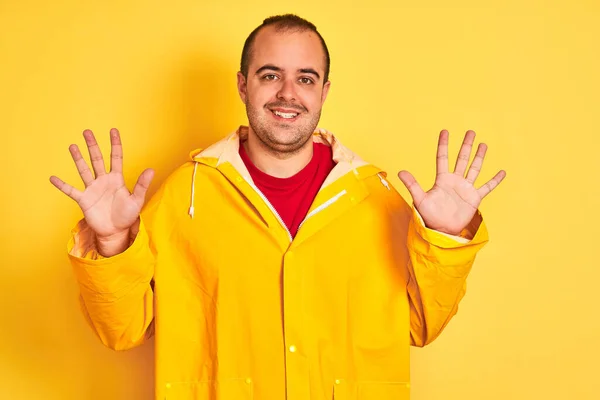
[{"xmin": 1, "ymin": 1, "xmax": 598, "ymax": 399}]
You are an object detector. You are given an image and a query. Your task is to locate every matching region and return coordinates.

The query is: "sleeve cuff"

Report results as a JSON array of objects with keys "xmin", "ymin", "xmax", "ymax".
[
  {"xmin": 411, "ymin": 207, "xmax": 489, "ymax": 248},
  {"xmin": 67, "ymin": 218, "xmax": 148, "ymax": 268},
  {"xmin": 67, "ymin": 218, "xmax": 153, "ymax": 299}
]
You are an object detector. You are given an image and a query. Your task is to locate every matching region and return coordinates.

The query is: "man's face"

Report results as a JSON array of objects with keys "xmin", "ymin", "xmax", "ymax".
[{"xmin": 237, "ymin": 26, "xmax": 330, "ymax": 155}]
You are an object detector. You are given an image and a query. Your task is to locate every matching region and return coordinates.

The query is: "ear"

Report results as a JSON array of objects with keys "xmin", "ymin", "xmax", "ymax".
[
  {"xmin": 237, "ymin": 72, "xmax": 248, "ymax": 104},
  {"xmin": 320, "ymin": 80, "xmax": 331, "ymax": 106}
]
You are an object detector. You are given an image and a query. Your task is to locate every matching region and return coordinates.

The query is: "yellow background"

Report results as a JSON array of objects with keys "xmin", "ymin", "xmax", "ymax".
[{"xmin": 1, "ymin": 1, "xmax": 598, "ymax": 399}]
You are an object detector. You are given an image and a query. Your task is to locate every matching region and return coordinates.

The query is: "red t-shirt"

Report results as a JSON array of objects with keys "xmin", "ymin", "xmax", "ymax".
[{"xmin": 239, "ymin": 141, "xmax": 336, "ymax": 238}]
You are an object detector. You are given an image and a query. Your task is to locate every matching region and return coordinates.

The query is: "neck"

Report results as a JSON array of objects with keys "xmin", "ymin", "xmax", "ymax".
[{"xmin": 243, "ymin": 132, "xmax": 314, "ymax": 179}]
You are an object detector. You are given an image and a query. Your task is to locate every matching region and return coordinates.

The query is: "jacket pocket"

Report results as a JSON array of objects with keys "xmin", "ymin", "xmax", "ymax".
[
  {"xmin": 164, "ymin": 379, "xmax": 253, "ymax": 400},
  {"xmin": 357, "ymin": 382, "xmax": 410, "ymax": 400},
  {"xmin": 332, "ymin": 379, "xmax": 348, "ymax": 400}
]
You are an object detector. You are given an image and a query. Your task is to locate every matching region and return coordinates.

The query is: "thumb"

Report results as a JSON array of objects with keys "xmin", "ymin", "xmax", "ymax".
[
  {"xmin": 398, "ymin": 170, "xmax": 425, "ymax": 206},
  {"xmin": 132, "ymin": 168, "xmax": 155, "ymax": 206}
]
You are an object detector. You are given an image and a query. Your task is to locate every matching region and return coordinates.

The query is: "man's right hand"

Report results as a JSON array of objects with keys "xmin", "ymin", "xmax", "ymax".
[{"xmin": 50, "ymin": 128, "xmax": 154, "ymax": 257}]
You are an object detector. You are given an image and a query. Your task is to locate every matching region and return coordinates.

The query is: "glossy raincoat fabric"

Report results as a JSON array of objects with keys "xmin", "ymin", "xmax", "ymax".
[{"xmin": 68, "ymin": 126, "xmax": 488, "ymax": 400}]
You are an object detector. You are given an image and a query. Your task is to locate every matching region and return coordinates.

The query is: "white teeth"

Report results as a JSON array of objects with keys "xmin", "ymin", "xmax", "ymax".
[{"xmin": 273, "ymin": 110, "xmax": 298, "ymax": 119}]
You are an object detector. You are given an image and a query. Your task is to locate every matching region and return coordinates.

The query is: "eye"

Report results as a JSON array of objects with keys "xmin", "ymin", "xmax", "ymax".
[
  {"xmin": 299, "ymin": 77, "xmax": 314, "ymax": 85},
  {"xmin": 262, "ymin": 74, "xmax": 278, "ymax": 81}
]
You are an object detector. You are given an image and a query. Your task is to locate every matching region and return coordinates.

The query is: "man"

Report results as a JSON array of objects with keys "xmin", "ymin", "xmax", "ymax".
[{"xmin": 50, "ymin": 14, "xmax": 505, "ymax": 400}]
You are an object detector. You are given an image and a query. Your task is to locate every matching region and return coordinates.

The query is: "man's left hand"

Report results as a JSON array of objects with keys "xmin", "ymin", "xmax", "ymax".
[{"xmin": 398, "ymin": 130, "xmax": 506, "ymax": 236}]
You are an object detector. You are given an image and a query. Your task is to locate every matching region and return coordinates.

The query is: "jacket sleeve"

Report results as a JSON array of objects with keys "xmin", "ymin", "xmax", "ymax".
[
  {"xmin": 404, "ymin": 205, "xmax": 489, "ymax": 347},
  {"xmin": 66, "ymin": 184, "xmax": 167, "ymax": 351}
]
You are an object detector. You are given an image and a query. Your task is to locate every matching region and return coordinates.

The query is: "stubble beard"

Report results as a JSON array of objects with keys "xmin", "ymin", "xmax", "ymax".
[{"xmin": 245, "ymin": 100, "xmax": 321, "ymax": 158}]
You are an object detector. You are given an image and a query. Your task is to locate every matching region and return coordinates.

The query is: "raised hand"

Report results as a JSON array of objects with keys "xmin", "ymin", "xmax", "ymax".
[
  {"xmin": 398, "ymin": 130, "xmax": 505, "ymax": 236},
  {"xmin": 50, "ymin": 128, "xmax": 154, "ymax": 256}
]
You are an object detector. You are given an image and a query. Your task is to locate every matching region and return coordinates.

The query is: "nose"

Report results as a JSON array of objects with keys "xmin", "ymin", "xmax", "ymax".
[{"xmin": 276, "ymin": 77, "xmax": 297, "ymax": 102}]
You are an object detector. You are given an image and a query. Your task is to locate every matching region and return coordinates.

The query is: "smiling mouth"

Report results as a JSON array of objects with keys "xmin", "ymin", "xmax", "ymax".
[{"xmin": 271, "ymin": 109, "xmax": 300, "ymax": 119}]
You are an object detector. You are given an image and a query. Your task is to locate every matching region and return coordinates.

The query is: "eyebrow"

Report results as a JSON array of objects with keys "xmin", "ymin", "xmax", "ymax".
[
  {"xmin": 255, "ymin": 64, "xmax": 321, "ymax": 80},
  {"xmin": 299, "ymin": 68, "xmax": 321, "ymax": 80}
]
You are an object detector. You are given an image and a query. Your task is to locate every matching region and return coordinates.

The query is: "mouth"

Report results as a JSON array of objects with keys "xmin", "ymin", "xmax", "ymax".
[{"xmin": 269, "ymin": 108, "xmax": 301, "ymax": 122}]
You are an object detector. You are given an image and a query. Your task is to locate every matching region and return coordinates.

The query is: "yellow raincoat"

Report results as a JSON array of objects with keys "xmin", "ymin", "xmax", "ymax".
[{"xmin": 68, "ymin": 126, "xmax": 488, "ymax": 400}]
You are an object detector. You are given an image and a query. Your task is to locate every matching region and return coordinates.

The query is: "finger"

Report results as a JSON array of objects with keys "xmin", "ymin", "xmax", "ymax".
[
  {"xmin": 69, "ymin": 144, "xmax": 94, "ymax": 187},
  {"xmin": 83, "ymin": 129, "xmax": 106, "ymax": 177},
  {"xmin": 132, "ymin": 168, "xmax": 155, "ymax": 207},
  {"xmin": 110, "ymin": 128, "xmax": 124, "ymax": 173},
  {"xmin": 398, "ymin": 170, "xmax": 426, "ymax": 206},
  {"xmin": 454, "ymin": 130, "xmax": 476, "ymax": 176},
  {"xmin": 465, "ymin": 143, "xmax": 487, "ymax": 184},
  {"xmin": 477, "ymin": 170, "xmax": 506, "ymax": 198},
  {"xmin": 49, "ymin": 176, "xmax": 83, "ymax": 202},
  {"xmin": 436, "ymin": 130, "xmax": 449, "ymax": 175}
]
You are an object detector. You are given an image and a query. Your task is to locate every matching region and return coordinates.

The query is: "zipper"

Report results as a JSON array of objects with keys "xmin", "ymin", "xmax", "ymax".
[
  {"xmin": 244, "ymin": 177, "xmax": 348, "ymax": 243},
  {"xmin": 296, "ymin": 189, "xmax": 347, "ymax": 233},
  {"xmin": 245, "ymin": 178, "xmax": 294, "ymax": 243}
]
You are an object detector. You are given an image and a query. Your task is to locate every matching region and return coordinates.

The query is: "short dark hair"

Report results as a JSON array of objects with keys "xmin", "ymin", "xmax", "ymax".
[{"xmin": 240, "ymin": 14, "xmax": 331, "ymax": 84}]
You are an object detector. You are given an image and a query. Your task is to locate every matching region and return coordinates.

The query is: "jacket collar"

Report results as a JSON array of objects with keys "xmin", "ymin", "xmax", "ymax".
[
  {"xmin": 185, "ymin": 126, "xmax": 386, "ymax": 222},
  {"xmin": 189, "ymin": 125, "xmax": 376, "ymax": 185}
]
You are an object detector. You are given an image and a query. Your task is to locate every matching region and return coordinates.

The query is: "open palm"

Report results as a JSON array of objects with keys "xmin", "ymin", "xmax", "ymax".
[
  {"xmin": 50, "ymin": 128, "xmax": 154, "ymax": 240},
  {"xmin": 398, "ymin": 130, "xmax": 505, "ymax": 236}
]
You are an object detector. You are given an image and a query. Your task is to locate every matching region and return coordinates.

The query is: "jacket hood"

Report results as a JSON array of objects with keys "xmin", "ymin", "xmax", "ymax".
[{"xmin": 185, "ymin": 126, "xmax": 387, "ymax": 218}]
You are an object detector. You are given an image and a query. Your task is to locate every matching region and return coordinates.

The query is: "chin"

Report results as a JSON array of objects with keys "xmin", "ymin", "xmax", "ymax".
[{"xmin": 263, "ymin": 131, "xmax": 312, "ymax": 154}]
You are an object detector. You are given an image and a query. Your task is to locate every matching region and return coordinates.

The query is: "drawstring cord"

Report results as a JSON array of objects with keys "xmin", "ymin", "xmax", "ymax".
[
  {"xmin": 189, "ymin": 162, "xmax": 198, "ymax": 218},
  {"xmin": 378, "ymin": 172, "xmax": 390, "ymax": 190}
]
